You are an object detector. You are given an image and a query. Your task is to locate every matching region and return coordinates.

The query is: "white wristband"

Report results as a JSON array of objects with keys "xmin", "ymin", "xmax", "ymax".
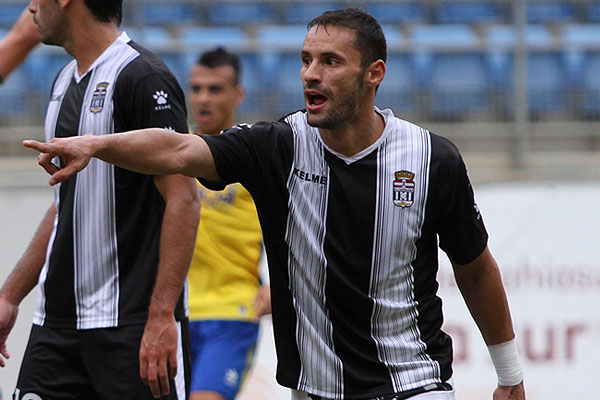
[{"xmin": 487, "ymin": 338, "xmax": 524, "ymax": 386}]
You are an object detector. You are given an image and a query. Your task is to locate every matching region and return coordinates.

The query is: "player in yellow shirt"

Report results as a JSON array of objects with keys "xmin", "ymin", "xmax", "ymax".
[{"xmin": 186, "ymin": 48, "xmax": 270, "ymax": 400}]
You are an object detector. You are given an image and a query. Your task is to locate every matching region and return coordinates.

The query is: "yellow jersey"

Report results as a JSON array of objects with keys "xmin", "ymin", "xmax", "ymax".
[{"xmin": 188, "ymin": 182, "xmax": 263, "ymax": 321}]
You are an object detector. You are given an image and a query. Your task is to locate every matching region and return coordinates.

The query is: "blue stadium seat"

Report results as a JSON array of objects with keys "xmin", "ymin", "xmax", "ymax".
[
  {"xmin": 409, "ymin": 24, "xmax": 479, "ymax": 49},
  {"xmin": 484, "ymin": 24, "xmax": 554, "ymax": 49},
  {"xmin": 561, "ymin": 24, "xmax": 600, "ymax": 85},
  {"xmin": 0, "ymin": 4, "xmax": 24, "ymax": 27},
  {"xmin": 237, "ymin": 53, "xmax": 266, "ymax": 116},
  {"xmin": 526, "ymin": 1, "xmax": 575, "ymax": 23},
  {"xmin": 0, "ymin": 67, "xmax": 29, "ymax": 118},
  {"xmin": 207, "ymin": 2, "xmax": 275, "ymax": 25},
  {"xmin": 561, "ymin": 23, "xmax": 600, "ymax": 48},
  {"xmin": 24, "ymin": 49, "xmax": 72, "ymax": 94},
  {"xmin": 271, "ymin": 53, "xmax": 305, "ymax": 115},
  {"xmin": 381, "ymin": 25, "xmax": 405, "ymax": 49},
  {"xmin": 180, "ymin": 26, "xmax": 249, "ymax": 48},
  {"xmin": 138, "ymin": 27, "xmax": 173, "ymax": 49},
  {"xmin": 283, "ymin": 2, "xmax": 345, "ymax": 24},
  {"xmin": 426, "ymin": 53, "xmax": 491, "ymax": 116},
  {"xmin": 376, "ymin": 54, "xmax": 416, "ymax": 113},
  {"xmin": 255, "ymin": 25, "xmax": 307, "ymax": 50},
  {"xmin": 138, "ymin": 2, "xmax": 198, "ymax": 25},
  {"xmin": 364, "ymin": 2, "xmax": 426, "ymax": 24},
  {"xmin": 435, "ymin": 1, "xmax": 504, "ymax": 23},
  {"xmin": 528, "ymin": 52, "xmax": 568, "ymax": 113},
  {"xmin": 581, "ymin": 52, "xmax": 600, "ymax": 114},
  {"xmin": 587, "ymin": 2, "xmax": 600, "ymax": 22}
]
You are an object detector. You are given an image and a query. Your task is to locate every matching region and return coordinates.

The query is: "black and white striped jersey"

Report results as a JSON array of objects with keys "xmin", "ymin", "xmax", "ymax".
[
  {"xmin": 34, "ymin": 33, "xmax": 189, "ymax": 330},
  {"xmin": 200, "ymin": 108, "xmax": 488, "ymax": 399}
]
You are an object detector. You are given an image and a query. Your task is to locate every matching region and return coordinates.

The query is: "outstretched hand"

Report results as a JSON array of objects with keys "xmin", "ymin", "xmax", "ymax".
[{"xmin": 23, "ymin": 136, "xmax": 95, "ymax": 186}]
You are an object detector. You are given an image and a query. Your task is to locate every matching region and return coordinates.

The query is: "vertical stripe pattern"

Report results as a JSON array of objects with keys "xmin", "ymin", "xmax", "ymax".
[
  {"xmin": 279, "ymin": 109, "xmax": 447, "ymax": 398},
  {"xmin": 34, "ymin": 34, "xmax": 141, "ymax": 329},
  {"xmin": 369, "ymin": 121, "xmax": 439, "ymax": 392},
  {"xmin": 284, "ymin": 113, "xmax": 344, "ymax": 396}
]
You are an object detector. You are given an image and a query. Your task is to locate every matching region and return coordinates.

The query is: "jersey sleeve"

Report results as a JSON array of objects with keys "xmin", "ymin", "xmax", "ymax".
[
  {"xmin": 113, "ymin": 65, "xmax": 188, "ymax": 133},
  {"xmin": 198, "ymin": 121, "xmax": 294, "ymax": 192},
  {"xmin": 431, "ymin": 133, "xmax": 488, "ymax": 265}
]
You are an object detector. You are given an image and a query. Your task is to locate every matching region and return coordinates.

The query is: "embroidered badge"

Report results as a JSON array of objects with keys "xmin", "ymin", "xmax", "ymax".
[
  {"xmin": 393, "ymin": 170, "xmax": 415, "ymax": 208},
  {"xmin": 90, "ymin": 82, "xmax": 109, "ymax": 113}
]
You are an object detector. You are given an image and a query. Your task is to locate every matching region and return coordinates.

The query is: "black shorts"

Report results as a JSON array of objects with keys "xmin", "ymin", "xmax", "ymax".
[{"xmin": 13, "ymin": 320, "xmax": 190, "ymax": 400}]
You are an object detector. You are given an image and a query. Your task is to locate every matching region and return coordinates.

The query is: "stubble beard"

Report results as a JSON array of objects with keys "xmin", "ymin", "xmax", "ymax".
[{"xmin": 307, "ymin": 77, "xmax": 364, "ymax": 130}]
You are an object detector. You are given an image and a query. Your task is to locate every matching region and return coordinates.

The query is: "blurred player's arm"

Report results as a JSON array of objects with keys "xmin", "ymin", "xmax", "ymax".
[
  {"xmin": 139, "ymin": 173, "xmax": 199, "ymax": 397},
  {"xmin": 0, "ymin": 204, "xmax": 55, "ymax": 367},
  {"xmin": 0, "ymin": 8, "xmax": 40, "ymax": 82},
  {"xmin": 24, "ymin": 129, "xmax": 220, "ymax": 185},
  {"xmin": 451, "ymin": 246, "xmax": 525, "ymax": 399}
]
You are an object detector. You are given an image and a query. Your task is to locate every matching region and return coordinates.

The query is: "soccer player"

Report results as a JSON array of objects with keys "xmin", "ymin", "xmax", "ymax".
[
  {"xmin": 23, "ymin": 8, "xmax": 525, "ymax": 400},
  {"xmin": 186, "ymin": 48, "xmax": 271, "ymax": 400},
  {"xmin": 0, "ymin": 1, "xmax": 199, "ymax": 399},
  {"xmin": 0, "ymin": 7, "xmax": 40, "ymax": 83}
]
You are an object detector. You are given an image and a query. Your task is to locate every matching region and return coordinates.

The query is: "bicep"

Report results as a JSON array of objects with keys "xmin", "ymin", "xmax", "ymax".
[{"xmin": 178, "ymin": 134, "xmax": 220, "ymax": 181}]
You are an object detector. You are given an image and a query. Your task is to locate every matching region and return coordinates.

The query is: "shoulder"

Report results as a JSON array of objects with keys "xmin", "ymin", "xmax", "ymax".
[
  {"xmin": 222, "ymin": 119, "xmax": 293, "ymax": 138},
  {"xmin": 430, "ymin": 132, "xmax": 462, "ymax": 165},
  {"xmin": 115, "ymin": 41, "xmax": 179, "ymax": 88}
]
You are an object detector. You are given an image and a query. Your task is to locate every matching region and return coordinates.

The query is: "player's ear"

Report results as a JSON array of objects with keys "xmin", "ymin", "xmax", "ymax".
[
  {"xmin": 365, "ymin": 59, "xmax": 385, "ymax": 89},
  {"xmin": 235, "ymin": 85, "xmax": 245, "ymax": 106}
]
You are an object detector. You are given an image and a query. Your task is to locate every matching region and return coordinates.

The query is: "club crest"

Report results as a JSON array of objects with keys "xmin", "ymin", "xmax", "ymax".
[
  {"xmin": 393, "ymin": 170, "xmax": 415, "ymax": 208},
  {"xmin": 90, "ymin": 82, "xmax": 109, "ymax": 113}
]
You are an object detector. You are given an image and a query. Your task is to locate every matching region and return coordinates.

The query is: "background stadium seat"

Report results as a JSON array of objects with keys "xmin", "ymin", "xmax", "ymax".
[
  {"xmin": 207, "ymin": 2, "xmax": 275, "ymax": 25},
  {"xmin": 426, "ymin": 53, "xmax": 491, "ymax": 118},
  {"xmin": 435, "ymin": 1, "xmax": 505, "ymax": 23},
  {"xmin": 364, "ymin": 2, "xmax": 426, "ymax": 24},
  {"xmin": 137, "ymin": 2, "xmax": 199, "ymax": 26},
  {"xmin": 180, "ymin": 26, "xmax": 249, "ymax": 49},
  {"xmin": 283, "ymin": 2, "xmax": 345, "ymax": 24},
  {"xmin": 0, "ymin": 3, "xmax": 24, "ymax": 27},
  {"xmin": 581, "ymin": 52, "xmax": 600, "ymax": 115},
  {"xmin": 587, "ymin": 1, "xmax": 600, "ymax": 22},
  {"xmin": 409, "ymin": 24, "xmax": 479, "ymax": 49},
  {"xmin": 528, "ymin": 52, "xmax": 568, "ymax": 114},
  {"xmin": 255, "ymin": 25, "xmax": 307, "ymax": 49},
  {"xmin": 526, "ymin": 1, "xmax": 575, "ymax": 23},
  {"xmin": 376, "ymin": 54, "xmax": 417, "ymax": 114}
]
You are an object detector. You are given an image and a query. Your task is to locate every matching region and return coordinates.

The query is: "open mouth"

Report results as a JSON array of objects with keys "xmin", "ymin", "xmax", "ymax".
[{"xmin": 306, "ymin": 91, "xmax": 328, "ymax": 108}]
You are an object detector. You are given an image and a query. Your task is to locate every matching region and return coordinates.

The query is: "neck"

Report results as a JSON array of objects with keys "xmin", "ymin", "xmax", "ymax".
[
  {"xmin": 64, "ymin": 20, "xmax": 120, "ymax": 76},
  {"xmin": 319, "ymin": 107, "xmax": 385, "ymax": 157}
]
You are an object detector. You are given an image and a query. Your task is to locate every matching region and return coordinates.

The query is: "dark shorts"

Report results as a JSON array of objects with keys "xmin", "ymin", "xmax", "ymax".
[
  {"xmin": 13, "ymin": 320, "xmax": 191, "ymax": 400},
  {"xmin": 189, "ymin": 320, "xmax": 259, "ymax": 400}
]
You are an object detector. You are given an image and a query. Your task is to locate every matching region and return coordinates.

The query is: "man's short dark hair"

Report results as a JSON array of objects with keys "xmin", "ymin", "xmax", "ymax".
[
  {"xmin": 197, "ymin": 48, "xmax": 242, "ymax": 86},
  {"xmin": 84, "ymin": 0, "xmax": 123, "ymax": 26},
  {"xmin": 307, "ymin": 8, "xmax": 387, "ymax": 69}
]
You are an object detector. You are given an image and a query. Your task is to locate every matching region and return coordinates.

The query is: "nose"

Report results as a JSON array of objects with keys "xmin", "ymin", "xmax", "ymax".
[
  {"xmin": 28, "ymin": 0, "xmax": 37, "ymax": 13},
  {"xmin": 302, "ymin": 60, "xmax": 321, "ymax": 84}
]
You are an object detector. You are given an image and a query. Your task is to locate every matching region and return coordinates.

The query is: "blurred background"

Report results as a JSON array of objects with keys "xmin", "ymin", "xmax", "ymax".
[{"xmin": 0, "ymin": 1, "xmax": 599, "ymax": 399}]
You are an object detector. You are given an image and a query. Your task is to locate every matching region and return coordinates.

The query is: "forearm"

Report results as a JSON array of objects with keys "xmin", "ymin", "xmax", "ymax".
[
  {"xmin": 0, "ymin": 204, "xmax": 55, "ymax": 304},
  {"xmin": 453, "ymin": 248, "xmax": 515, "ymax": 345},
  {"xmin": 148, "ymin": 179, "xmax": 199, "ymax": 318},
  {"xmin": 91, "ymin": 129, "xmax": 216, "ymax": 179},
  {"xmin": 0, "ymin": 9, "xmax": 40, "ymax": 79}
]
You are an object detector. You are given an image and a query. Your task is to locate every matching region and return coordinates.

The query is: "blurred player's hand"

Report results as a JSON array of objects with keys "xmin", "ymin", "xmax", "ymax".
[
  {"xmin": 253, "ymin": 284, "xmax": 271, "ymax": 321},
  {"xmin": 23, "ymin": 136, "xmax": 96, "ymax": 186},
  {"xmin": 493, "ymin": 382, "xmax": 526, "ymax": 399},
  {"xmin": 139, "ymin": 312, "xmax": 178, "ymax": 398},
  {"xmin": 0, "ymin": 297, "xmax": 19, "ymax": 368}
]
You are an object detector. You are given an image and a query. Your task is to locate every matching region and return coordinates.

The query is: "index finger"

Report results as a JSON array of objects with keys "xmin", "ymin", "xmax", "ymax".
[{"xmin": 23, "ymin": 139, "xmax": 53, "ymax": 154}]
